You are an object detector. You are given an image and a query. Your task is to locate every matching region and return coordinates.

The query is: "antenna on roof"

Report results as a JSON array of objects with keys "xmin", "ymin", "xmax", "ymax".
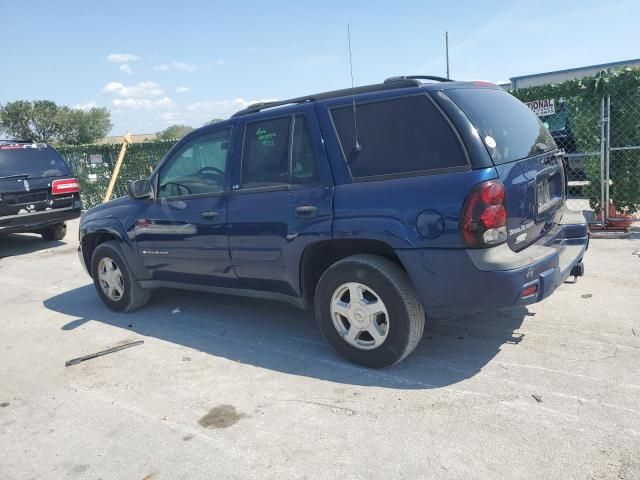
[
  {"xmin": 347, "ymin": 24, "xmax": 361, "ymax": 163},
  {"xmin": 445, "ymin": 31, "xmax": 450, "ymax": 79}
]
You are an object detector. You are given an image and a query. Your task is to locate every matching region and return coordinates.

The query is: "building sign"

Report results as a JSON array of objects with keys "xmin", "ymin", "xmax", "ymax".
[
  {"xmin": 526, "ymin": 98, "xmax": 555, "ymax": 117},
  {"xmin": 89, "ymin": 154, "xmax": 103, "ymax": 165}
]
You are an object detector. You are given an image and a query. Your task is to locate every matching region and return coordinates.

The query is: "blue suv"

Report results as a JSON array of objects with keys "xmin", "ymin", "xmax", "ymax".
[{"xmin": 78, "ymin": 76, "xmax": 588, "ymax": 368}]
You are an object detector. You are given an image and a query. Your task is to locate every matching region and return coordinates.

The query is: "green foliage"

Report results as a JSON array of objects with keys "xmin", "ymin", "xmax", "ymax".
[
  {"xmin": 511, "ymin": 67, "xmax": 640, "ymax": 213},
  {"xmin": 0, "ymin": 100, "xmax": 112, "ymax": 145},
  {"xmin": 58, "ymin": 140, "xmax": 176, "ymax": 208},
  {"xmin": 156, "ymin": 124, "xmax": 193, "ymax": 140},
  {"xmin": 204, "ymin": 118, "xmax": 224, "ymax": 126}
]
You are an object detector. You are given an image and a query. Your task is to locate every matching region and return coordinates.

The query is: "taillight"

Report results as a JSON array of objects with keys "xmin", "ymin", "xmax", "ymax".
[
  {"xmin": 460, "ymin": 180, "xmax": 508, "ymax": 247},
  {"xmin": 51, "ymin": 178, "xmax": 80, "ymax": 195}
]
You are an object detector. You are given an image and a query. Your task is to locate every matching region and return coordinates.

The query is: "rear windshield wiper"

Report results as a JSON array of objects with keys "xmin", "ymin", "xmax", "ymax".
[{"xmin": 0, "ymin": 173, "xmax": 30, "ymax": 180}]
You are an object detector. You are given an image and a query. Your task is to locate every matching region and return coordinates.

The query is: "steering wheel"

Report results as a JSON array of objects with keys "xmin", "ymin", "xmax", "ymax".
[{"xmin": 197, "ymin": 166, "xmax": 224, "ymax": 176}]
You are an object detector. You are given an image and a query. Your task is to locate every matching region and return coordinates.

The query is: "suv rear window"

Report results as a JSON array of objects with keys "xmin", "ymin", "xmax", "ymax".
[
  {"xmin": 445, "ymin": 88, "xmax": 557, "ymax": 165},
  {"xmin": 0, "ymin": 145, "xmax": 72, "ymax": 179},
  {"xmin": 331, "ymin": 95, "xmax": 467, "ymax": 178}
]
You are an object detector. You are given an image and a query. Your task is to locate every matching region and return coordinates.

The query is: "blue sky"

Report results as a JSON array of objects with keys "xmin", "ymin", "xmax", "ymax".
[{"xmin": 2, "ymin": 0, "xmax": 639, "ymax": 135}]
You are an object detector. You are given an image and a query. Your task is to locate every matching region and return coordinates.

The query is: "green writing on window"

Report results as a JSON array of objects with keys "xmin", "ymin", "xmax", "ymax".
[{"xmin": 256, "ymin": 127, "xmax": 277, "ymax": 147}]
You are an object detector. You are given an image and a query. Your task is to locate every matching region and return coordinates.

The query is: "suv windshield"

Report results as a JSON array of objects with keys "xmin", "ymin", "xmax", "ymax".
[
  {"xmin": 446, "ymin": 88, "xmax": 556, "ymax": 165},
  {"xmin": 0, "ymin": 145, "xmax": 72, "ymax": 178}
]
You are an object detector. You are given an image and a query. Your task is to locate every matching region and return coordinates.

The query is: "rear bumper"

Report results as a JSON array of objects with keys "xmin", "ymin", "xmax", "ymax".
[
  {"xmin": 396, "ymin": 206, "xmax": 588, "ymax": 318},
  {"xmin": 0, "ymin": 203, "xmax": 81, "ymax": 235}
]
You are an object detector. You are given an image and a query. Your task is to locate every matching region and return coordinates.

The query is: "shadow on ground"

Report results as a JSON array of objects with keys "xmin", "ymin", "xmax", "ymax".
[
  {"xmin": 44, "ymin": 285, "xmax": 528, "ymax": 389},
  {"xmin": 0, "ymin": 232, "xmax": 64, "ymax": 258}
]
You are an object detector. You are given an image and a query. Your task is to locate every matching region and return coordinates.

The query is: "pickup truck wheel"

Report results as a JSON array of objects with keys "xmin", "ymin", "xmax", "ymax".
[
  {"xmin": 40, "ymin": 222, "xmax": 67, "ymax": 241},
  {"xmin": 91, "ymin": 241, "xmax": 150, "ymax": 312},
  {"xmin": 314, "ymin": 254, "xmax": 425, "ymax": 368}
]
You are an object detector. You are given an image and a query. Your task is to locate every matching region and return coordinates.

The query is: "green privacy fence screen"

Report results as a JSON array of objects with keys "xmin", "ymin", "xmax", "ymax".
[{"xmin": 58, "ymin": 140, "xmax": 176, "ymax": 209}]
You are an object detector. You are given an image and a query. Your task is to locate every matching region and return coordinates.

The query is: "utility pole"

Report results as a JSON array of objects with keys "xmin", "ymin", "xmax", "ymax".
[{"xmin": 445, "ymin": 31, "xmax": 450, "ymax": 79}]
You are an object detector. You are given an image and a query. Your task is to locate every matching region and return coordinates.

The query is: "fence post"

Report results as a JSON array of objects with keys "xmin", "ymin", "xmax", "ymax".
[
  {"xmin": 599, "ymin": 97, "xmax": 606, "ymax": 228},
  {"xmin": 103, "ymin": 132, "xmax": 132, "ymax": 203},
  {"xmin": 604, "ymin": 95, "xmax": 611, "ymax": 225}
]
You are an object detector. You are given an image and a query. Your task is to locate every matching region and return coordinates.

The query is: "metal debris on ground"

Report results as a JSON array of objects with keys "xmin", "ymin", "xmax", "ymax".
[
  {"xmin": 65, "ymin": 340, "xmax": 144, "ymax": 367},
  {"xmin": 532, "ymin": 394, "xmax": 543, "ymax": 403}
]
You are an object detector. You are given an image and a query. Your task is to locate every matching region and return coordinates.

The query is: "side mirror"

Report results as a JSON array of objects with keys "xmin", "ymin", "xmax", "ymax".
[{"xmin": 128, "ymin": 179, "xmax": 152, "ymax": 199}]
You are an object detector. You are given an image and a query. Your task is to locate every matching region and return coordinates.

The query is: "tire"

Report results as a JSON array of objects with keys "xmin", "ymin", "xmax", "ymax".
[
  {"xmin": 41, "ymin": 222, "xmax": 67, "ymax": 241},
  {"xmin": 91, "ymin": 240, "xmax": 151, "ymax": 312},
  {"xmin": 314, "ymin": 254, "xmax": 425, "ymax": 368}
]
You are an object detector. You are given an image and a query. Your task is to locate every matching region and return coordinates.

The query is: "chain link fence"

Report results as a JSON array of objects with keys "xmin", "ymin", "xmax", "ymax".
[
  {"xmin": 512, "ymin": 68, "xmax": 640, "ymax": 227},
  {"xmin": 58, "ymin": 140, "xmax": 175, "ymax": 208},
  {"xmin": 538, "ymin": 95, "xmax": 604, "ymax": 221},
  {"xmin": 607, "ymin": 90, "xmax": 640, "ymax": 221}
]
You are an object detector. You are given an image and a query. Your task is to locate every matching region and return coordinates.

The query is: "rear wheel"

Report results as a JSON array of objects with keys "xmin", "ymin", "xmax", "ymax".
[
  {"xmin": 40, "ymin": 222, "xmax": 67, "ymax": 241},
  {"xmin": 91, "ymin": 241, "xmax": 150, "ymax": 312},
  {"xmin": 314, "ymin": 254, "xmax": 425, "ymax": 368}
]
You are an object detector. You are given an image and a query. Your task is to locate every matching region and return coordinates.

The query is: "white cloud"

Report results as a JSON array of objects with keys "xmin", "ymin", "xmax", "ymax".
[
  {"xmin": 171, "ymin": 61, "xmax": 197, "ymax": 72},
  {"xmin": 159, "ymin": 111, "xmax": 189, "ymax": 124},
  {"xmin": 214, "ymin": 59, "xmax": 225, "ymax": 67},
  {"xmin": 119, "ymin": 64, "xmax": 133, "ymax": 75},
  {"xmin": 112, "ymin": 97, "xmax": 173, "ymax": 110},
  {"xmin": 153, "ymin": 60, "xmax": 197, "ymax": 72},
  {"xmin": 72, "ymin": 101, "xmax": 97, "ymax": 111},
  {"xmin": 187, "ymin": 97, "xmax": 278, "ymax": 116},
  {"xmin": 175, "ymin": 86, "xmax": 190, "ymax": 93},
  {"xmin": 107, "ymin": 53, "xmax": 140, "ymax": 63},
  {"xmin": 102, "ymin": 81, "xmax": 164, "ymax": 98}
]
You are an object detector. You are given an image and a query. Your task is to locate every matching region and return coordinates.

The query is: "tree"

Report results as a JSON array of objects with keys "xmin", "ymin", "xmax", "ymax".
[
  {"xmin": 0, "ymin": 100, "xmax": 112, "ymax": 145},
  {"xmin": 157, "ymin": 124, "xmax": 193, "ymax": 140},
  {"xmin": 204, "ymin": 118, "xmax": 224, "ymax": 126},
  {"xmin": 0, "ymin": 100, "xmax": 33, "ymax": 140},
  {"xmin": 58, "ymin": 107, "xmax": 113, "ymax": 145}
]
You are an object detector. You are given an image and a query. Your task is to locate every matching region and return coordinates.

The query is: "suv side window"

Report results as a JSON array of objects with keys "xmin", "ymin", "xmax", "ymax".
[
  {"xmin": 331, "ymin": 95, "xmax": 467, "ymax": 178},
  {"xmin": 291, "ymin": 115, "xmax": 319, "ymax": 185},
  {"xmin": 242, "ymin": 117, "xmax": 291, "ymax": 188},
  {"xmin": 158, "ymin": 129, "xmax": 230, "ymax": 198}
]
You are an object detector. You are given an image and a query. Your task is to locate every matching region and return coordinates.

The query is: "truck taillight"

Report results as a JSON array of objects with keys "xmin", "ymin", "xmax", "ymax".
[
  {"xmin": 460, "ymin": 180, "xmax": 507, "ymax": 247},
  {"xmin": 51, "ymin": 178, "xmax": 80, "ymax": 195}
]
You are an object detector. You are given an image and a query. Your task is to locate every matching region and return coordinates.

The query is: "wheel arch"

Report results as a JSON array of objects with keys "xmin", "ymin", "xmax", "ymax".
[
  {"xmin": 80, "ymin": 220, "xmax": 148, "ymax": 280},
  {"xmin": 299, "ymin": 238, "xmax": 405, "ymax": 309}
]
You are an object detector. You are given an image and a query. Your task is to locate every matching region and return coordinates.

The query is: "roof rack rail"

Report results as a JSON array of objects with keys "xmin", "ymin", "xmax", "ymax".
[
  {"xmin": 232, "ymin": 97, "xmax": 316, "ymax": 118},
  {"xmin": 231, "ymin": 79, "xmax": 421, "ymax": 118},
  {"xmin": 384, "ymin": 75, "xmax": 454, "ymax": 83}
]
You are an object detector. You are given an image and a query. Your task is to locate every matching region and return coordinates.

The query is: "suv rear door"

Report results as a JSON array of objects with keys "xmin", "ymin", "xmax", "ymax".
[
  {"xmin": 227, "ymin": 105, "xmax": 333, "ymax": 297},
  {"xmin": 443, "ymin": 87, "xmax": 565, "ymax": 251}
]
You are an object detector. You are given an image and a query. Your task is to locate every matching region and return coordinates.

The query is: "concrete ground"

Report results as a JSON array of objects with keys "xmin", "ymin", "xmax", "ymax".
[{"xmin": 0, "ymin": 219, "xmax": 639, "ymax": 480}]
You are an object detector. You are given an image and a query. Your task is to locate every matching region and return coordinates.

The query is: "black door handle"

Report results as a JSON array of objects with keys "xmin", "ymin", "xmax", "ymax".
[
  {"xmin": 201, "ymin": 210, "xmax": 219, "ymax": 220},
  {"xmin": 295, "ymin": 205, "xmax": 318, "ymax": 217}
]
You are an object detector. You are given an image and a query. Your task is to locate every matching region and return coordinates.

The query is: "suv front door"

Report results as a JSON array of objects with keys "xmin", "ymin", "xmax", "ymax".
[
  {"xmin": 228, "ymin": 108, "xmax": 333, "ymax": 297},
  {"xmin": 134, "ymin": 128, "xmax": 237, "ymax": 287}
]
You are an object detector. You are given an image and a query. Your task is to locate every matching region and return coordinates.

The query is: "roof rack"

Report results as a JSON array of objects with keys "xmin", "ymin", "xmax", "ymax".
[
  {"xmin": 384, "ymin": 75, "xmax": 453, "ymax": 83},
  {"xmin": 231, "ymin": 78, "xmax": 421, "ymax": 118}
]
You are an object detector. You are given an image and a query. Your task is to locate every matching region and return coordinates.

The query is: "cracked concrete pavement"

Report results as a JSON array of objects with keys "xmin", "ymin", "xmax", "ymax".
[{"xmin": 0, "ymin": 220, "xmax": 639, "ymax": 479}]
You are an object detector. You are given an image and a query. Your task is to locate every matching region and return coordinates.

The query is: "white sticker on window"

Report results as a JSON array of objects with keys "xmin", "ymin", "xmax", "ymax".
[{"xmin": 484, "ymin": 135, "xmax": 497, "ymax": 149}]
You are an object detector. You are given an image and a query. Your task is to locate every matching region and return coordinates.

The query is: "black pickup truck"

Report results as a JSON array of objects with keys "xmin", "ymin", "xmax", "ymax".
[{"xmin": 0, "ymin": 140, "xmax": 81, "ymax": 241}]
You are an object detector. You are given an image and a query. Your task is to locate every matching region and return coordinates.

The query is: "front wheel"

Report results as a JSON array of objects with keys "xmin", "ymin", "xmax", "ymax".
[
  {"xmin": 91, "ymin": 241, "xmax": 150, "ymax": 312},
  {"xmin": 314, "ymin": 254, "xmax": 425, "ymax": 368}
]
